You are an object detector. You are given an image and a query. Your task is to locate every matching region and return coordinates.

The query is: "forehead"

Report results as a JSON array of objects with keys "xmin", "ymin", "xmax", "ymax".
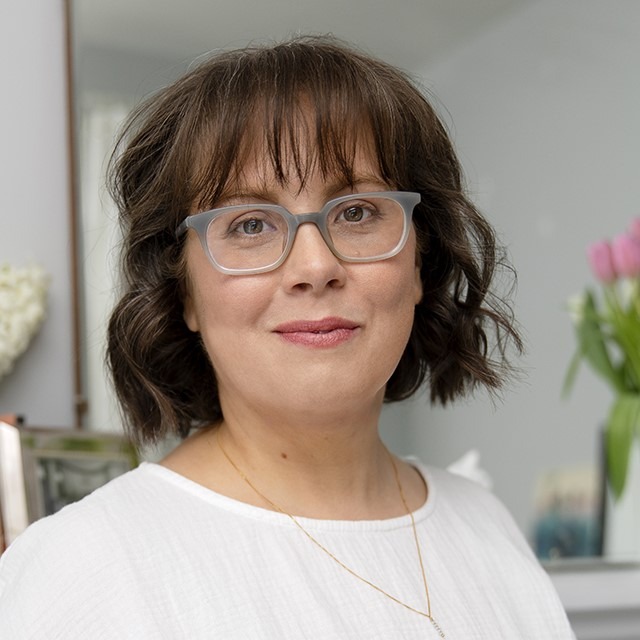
[{"xmin": 229, "ymin": 138, "xmax": 387, "ymax": 198}]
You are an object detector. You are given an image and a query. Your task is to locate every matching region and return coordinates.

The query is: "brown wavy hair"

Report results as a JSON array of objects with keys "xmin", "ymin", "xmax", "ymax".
[{"xmin": 107, "ymin": 36, "xmax": 522, "ymax": 445}]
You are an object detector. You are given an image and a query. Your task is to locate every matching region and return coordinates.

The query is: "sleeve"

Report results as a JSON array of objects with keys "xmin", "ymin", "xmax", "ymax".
[{"xmin": 0, "ymin": 507, "xmax": 135, "ymax": 640}]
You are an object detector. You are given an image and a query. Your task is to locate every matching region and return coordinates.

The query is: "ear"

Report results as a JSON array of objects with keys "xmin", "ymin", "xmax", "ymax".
[
  {"xmin": 182, "ymin": 291, "xmax": 200, "ymax": 332},
  {"xmin": 413, "ymin": 264, "xmax": 423, "ymax": 305}
]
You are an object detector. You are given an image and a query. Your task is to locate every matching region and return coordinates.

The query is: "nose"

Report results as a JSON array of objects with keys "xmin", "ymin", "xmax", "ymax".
[{"xmin": 280, "ymin": 222, "xmax": 346, "ymax": 293}]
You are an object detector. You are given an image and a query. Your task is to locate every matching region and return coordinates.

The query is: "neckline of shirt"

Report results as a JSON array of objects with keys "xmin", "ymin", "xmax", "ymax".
[{"xmin": 138, "ymin": 458, "xmax": 438, "ymax": 532}]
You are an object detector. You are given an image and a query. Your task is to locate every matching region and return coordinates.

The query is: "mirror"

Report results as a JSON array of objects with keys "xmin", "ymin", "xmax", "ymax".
[{"xmin": 70, "ymin": 0, "xmax": 640, "ymax": 563}]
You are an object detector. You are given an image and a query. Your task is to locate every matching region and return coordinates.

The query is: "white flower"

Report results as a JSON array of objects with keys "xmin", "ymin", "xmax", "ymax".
[
  {"xmin": 566, "ymin": 292, "xmax": 587, "ymax": 325},
  {"xmin": 0, "ymin": 264, "xmax": 49, "ymax": 381}
]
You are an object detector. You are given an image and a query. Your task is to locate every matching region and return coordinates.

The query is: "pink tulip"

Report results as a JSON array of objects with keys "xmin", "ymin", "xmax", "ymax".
[
  {"xmin": 629, "ymin": 218, "xmax": 640, "ymax": 242},
  {"xmin": 587, "ymin": 241, "xmax": 617, "ymax": 283},
  {"xmin": 611, "ymin": 233, "xmax": 640, "ymax": 278}
]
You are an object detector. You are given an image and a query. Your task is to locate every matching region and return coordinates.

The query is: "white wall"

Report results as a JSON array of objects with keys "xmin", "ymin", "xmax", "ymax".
[
  {"xmin": 0, "ymin": 1, "xmax": 74, "ymax": 427},
  {"xmin": 385, "ymin": 0, "xmax": 640, "ymax": 541}
]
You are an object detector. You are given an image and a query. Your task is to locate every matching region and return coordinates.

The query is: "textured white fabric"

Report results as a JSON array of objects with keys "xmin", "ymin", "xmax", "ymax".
[{"xmin": 0, "ymin": 461, "xmax": 575, "ymax": 639}]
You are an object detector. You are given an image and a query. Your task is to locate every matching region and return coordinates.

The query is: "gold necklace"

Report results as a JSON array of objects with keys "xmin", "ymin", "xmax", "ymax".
[{"xmin": 217, "ymin": 432, "xmax": 446, "ymax": 638}]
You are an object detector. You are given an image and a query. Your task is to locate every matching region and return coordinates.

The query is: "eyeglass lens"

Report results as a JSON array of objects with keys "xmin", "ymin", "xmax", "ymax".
[{"xmin": 205, "ymin": 195, "xmax": 406, "ymax": 271}]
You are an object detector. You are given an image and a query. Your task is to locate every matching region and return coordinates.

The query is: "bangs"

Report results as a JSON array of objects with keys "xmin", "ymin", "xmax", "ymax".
[
  {"xmin": 185, "ymin": 41, "xmax": 413, "ymax": 210},
  {"xmin": 191, "ymin": 97, "xmax": 373, "ymax": 209}
]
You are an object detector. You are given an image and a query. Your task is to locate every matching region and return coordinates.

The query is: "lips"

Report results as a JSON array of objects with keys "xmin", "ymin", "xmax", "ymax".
[
  {"xmin": 274, "ymin": 317, "xmax": 359, "ymax": 333},
  {"xmin": 274, "ymin": 317, "xmax": 360, "ymax": 347}
]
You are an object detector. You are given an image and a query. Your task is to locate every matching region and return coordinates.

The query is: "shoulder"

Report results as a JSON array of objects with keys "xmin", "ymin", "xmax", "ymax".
[
  {"xmin": 0, "ymin": 465, "xmax": 158, "ymax": 637},
  {"xmin": 417, "ymin": 459, "xmax": 513, "ymax": 516},
  {"xmin": 1, "ymin": 463, "xmax": 159, "ymax": 569},
  {"xmin": 415, "ymin": 462, "xmax": 573, "ymax": 631},
  {"xmin": 415, "ymin": 457, "xmax": 498, "ymax": 504},
  {"xmin": 415, "ymin": 461, "xmax": 536, "ymax": 556}
]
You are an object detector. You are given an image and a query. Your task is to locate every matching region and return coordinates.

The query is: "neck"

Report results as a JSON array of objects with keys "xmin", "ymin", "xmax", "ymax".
[
  {"xmin": 161, "ymin": 390, "xmax": 426, "ymax": 520},
  {"xmin": 213, "ymin": 405, "xmax": 394, "ymax": 519}
]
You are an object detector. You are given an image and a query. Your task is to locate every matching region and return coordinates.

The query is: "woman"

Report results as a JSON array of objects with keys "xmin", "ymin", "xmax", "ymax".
[{"xmin": 0, "ymin": 37, "xmax": 574, "ymax": 638}]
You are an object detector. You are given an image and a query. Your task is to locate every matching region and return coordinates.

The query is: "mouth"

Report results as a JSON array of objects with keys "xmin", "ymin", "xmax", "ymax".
[{"xmin": 273, "ymin": 317, "xmax": 360, "ymax": 347}]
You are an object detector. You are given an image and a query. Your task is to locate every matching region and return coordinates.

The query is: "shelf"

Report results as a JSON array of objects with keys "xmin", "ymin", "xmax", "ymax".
[{"xmin": 548, "ymin": 561, "xmax": 640, "ymax": 640}]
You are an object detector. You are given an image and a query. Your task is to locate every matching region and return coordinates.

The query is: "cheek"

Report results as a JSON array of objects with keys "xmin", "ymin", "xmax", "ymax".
[
  {"xmin": 363, "ymin": 259, "xmax": 420, "ymax": 339},
  {"xmin": 380, "ymin": 238, "xmax": 422, "ymax": 312},
  {"xmin": 182, "ymin": 239, "xmax": 269, "ymax": 334},
  {"xmin": 183, "ymin": 267, "xmax": 276, "ymax": 353},
  {"xmin": 373, "ymin": 250, "xmax": 422, "ymax": 353}
]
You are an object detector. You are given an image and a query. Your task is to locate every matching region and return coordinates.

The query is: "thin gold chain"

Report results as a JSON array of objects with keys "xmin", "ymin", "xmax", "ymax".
[{"xmin": 217, "ymin": 432, "xmax": 446, "ymax": 638}]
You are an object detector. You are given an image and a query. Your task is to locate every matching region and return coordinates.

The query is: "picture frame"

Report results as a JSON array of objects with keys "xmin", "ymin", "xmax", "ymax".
[
  {"xmin": 532, "ymin": 464, "xmax": 604, "ymax": 561},
  {"xmin": 19, "ymin": 427, "xmax": 138, "ymax": 523},
  {"xmin": 0, "ymin": 422, "xmax": 137, "ymax": 547},
  {"xmin": 0, "ymin": 418, "xmax": 29, "ymax": 548}
]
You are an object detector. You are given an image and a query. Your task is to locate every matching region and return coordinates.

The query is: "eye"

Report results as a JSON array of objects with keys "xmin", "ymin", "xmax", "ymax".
[
  {"xmin": 341, "ymin": 206, "xmax": 368, "ymax": 222},
  {"xmin": 221, "ymin": 209, "xmax": 286, "ymax": 241},
  {"xmin": 241, "ymin": 218, "xmax": 264, "ymax": 235},
  {"xmin": 327, "ymin": 197, "xmax": 390, "ymax": 237},
  {"xmin": 335, "ymin": 201, "xmax": 379, "ymax": 224},
  {"xmin": 227, "ymin": 211, "xmax": 273, "ymax": 236}
]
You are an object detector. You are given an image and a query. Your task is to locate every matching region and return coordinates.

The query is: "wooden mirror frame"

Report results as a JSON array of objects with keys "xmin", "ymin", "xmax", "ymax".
[{"xmin": 64, "ymin": 0, "xmax": 86, "ymax": 429}]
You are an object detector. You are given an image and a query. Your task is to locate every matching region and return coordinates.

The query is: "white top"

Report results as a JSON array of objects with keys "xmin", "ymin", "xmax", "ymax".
[{"xmin": 0, "ymin": 461, "xmax": 575, "ymax": 639}]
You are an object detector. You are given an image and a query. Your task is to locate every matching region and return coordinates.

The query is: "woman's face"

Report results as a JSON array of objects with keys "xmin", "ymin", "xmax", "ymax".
[{"xmin": 182, "ymin": 147, "xmax": 422, "ymax": 421}]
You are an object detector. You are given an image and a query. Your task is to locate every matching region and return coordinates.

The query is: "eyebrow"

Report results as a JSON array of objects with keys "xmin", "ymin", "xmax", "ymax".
[{"xmin": 216, "ymin": 174, "xmax": 391, "ymax": 207}]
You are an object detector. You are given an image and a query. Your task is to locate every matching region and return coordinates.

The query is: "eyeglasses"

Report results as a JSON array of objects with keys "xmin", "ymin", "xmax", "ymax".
[{"xmin": 177, "ymin": 191, "xmax": 420, "ymax": 275}]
